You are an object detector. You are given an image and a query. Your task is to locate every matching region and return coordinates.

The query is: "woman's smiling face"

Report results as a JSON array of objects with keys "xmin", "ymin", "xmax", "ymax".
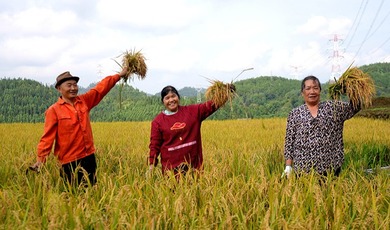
[{"xmin": 163, "ymin": 91, "xmax": 180, "ymax": 112}]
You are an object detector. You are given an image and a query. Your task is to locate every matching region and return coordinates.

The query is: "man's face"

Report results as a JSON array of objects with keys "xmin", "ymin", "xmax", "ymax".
[
  {"xmin": 301, "ymin": 79, "xmax": 321, "ymax": 105},
  {"xmin": 57, "ymin": 80, "xmax": 78, "ymax": 101}
]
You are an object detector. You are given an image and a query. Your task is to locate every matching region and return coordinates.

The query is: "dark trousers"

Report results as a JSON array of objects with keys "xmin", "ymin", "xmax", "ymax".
[
  {"xmin": 173, "ymin": 164, "xmax": 189, "ymax": 180},
  {"xmin": 61, "ymin": 154, "xmax": 97, "ymax": 187},
  {"xmin": 320, "ymin": 167, "xmax": 341, "ymax": 177}
]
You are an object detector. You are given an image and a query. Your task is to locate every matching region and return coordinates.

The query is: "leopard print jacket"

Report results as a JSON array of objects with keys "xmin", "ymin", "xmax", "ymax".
[{"xmin": 284, "ymin": 100, "xmax": 360, "ymax": 174}]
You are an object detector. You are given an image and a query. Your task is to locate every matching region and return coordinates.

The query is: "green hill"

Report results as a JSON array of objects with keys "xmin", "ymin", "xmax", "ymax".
[
  {"xmin": 359, "ymin": 62, "xmax": 390, "ymax": 97},
  {"xmin": 356, "ymin": 97, "xmax": 390, "ymax": 119},
  {"xmin": 0, "ymin": 78, "xmax": 58, "ymax": 122},
  {"xmin": 1, "ymin": 62, "xmax": 389, "ymax": 123}
]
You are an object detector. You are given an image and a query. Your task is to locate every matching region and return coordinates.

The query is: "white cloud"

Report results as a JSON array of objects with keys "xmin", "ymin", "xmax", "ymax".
[
  {"xmin": 0, "ymin": 36, "xmax": 70, "ymax": 67},
  {"xmin": 0, "ymin": 0, "xmax": 389, "ymax": 94},
  {"xmin": 295, "ymin": 16, "xmax": 329, "ymax": 34},
  {"xmin": 326, "ymin": 17, "xmax": 351, "ymax": 36},
  {"xmin": 295, "ymin": 16, "xmax": 351, "ymax": 37},
  {"xmin": 96, "ymin": 0, "xmax": 204, "ymax": 28},
  {"xmin": 0, "ymin": 7, "xmax": 78, "ymax": 36}
]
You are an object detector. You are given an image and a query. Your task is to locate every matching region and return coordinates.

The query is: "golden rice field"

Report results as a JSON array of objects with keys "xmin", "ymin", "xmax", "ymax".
[{"xmin": 0, "ymin": 118, "xmax": 389, "ymax": 229}]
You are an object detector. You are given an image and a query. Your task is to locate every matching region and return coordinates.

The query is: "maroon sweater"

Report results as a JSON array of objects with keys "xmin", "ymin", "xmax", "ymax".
[{"xmin": 149, "ymin": 101, "xmax": 218, "ymax": 172}]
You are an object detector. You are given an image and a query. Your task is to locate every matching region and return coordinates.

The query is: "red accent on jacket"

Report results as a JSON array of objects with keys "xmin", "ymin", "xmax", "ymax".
[{"xmin": 149, "ymin": 100, "xmax": 218, "ymax": 172}]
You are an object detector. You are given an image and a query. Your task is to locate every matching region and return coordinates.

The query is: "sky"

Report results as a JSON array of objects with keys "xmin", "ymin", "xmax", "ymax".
[{"xmin": 0, "ymin": 0, "xmax": 389, "ymax": 94}]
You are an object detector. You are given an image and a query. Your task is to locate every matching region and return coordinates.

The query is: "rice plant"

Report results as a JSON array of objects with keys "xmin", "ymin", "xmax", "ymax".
[
  {"xmin": 205, "ymin": 79, "xmax": 237, "ymax": 108},
  {"xmin": 113, "ymin": 49, "xmax": 147, "ymax": 109},
  {"xmin": 328, "ymin": 64, "xmax": 376, "ymax": 110},
  {"xmin": 0, "ymin": 118, "xmax": 389, "ymax": 229},
  {"xmin": 114, "ymin": 49, "xmax": 147, "ymax": 83}
]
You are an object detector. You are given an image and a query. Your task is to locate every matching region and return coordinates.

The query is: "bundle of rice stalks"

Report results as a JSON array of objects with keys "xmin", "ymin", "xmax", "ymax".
[
  {"xmin": 114, "ymin": 49, "xmax": 147, "ymax": 83},
  {"xmin": 114, "ymin": 49, "xmax": 147, "ymax": 109},
  {"xmin": 205, "ymin": 79, "xmax": 237, "ymax": 108},
  {"xmin": 328, "ymin": 64, "xmax": 376, "ymax": 110}
]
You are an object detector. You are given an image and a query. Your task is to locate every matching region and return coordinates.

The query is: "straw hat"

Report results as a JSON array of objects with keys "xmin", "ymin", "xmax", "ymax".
[{"xmin": 55, "ymin": 71, "xmax": 79, "ymax": 88}]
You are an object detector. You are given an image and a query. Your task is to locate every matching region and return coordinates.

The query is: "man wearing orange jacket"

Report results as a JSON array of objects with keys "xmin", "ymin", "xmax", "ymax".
[{"xmin": 30, "ymin": 66, "xmax": 128, "ymax": 187}]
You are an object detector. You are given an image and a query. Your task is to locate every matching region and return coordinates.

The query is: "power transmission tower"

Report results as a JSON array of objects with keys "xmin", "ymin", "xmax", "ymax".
[
  {"xmin": 196, "ymin": 87, "xmax": 202, "ymax": 103},
  {"xmin": 329, "ymin": 34, "xmax": 344, "ymax": 82},
  {"xmin": 97, "ymin": 64, "xmax": 103, "ymax": 79},
  {"xmin": 290, "ymin": 65, "xmax": 302, "ymax": 80}
]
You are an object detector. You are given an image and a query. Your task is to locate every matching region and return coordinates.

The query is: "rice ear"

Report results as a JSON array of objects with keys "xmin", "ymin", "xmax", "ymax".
[
  {"xmin": 114, "ymin": 48, "xmax": 148, "ymax": 109},
  {"xmin": 328, "ymin": 64, "xmax": 376, "ymax": 109},
  {"xmin": 116, "ymin": 48, "xmax": 148, "ymax": 83},
  {"xmin": 205, "ymin": 79, "xmax": 237, "ymax": 108}
]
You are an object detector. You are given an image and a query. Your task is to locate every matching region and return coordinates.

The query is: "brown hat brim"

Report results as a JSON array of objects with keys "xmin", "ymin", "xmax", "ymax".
[
  {"xmin": 55, "ymin": 71, "xmax": 80, "ymax": 88},
  {"xmin": 55, "ymin": 77, "xmax": 79, "ymax": 88}
]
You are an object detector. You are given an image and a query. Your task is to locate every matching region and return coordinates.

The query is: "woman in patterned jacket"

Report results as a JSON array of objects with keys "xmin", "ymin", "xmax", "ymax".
[{"xmin": 282, "ymin": 75, "xmax": 361, "ymax": 177}]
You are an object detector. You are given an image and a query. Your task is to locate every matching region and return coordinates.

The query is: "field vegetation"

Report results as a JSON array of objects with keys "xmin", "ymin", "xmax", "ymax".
[
  {"xmin": 1, "ymin": 62, "xmax": 390, "ymax": 123},
  {"xmin": 1, "ymin": 118, "xmax": 389, "ymax": 229}
]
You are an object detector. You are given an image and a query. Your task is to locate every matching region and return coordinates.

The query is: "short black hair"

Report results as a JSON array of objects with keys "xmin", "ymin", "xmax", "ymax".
[
  {"xmin": 301, "ymin": 75, "xmax": 321, "ymax": 92},
  {"xmin": 160, "ymin": 85, "xmax": 180, "ymax": 102}
]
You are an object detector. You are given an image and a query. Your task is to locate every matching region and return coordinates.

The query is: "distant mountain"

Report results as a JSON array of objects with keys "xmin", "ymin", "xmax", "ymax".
[
  {"xmin": 0, "ymin": 62, "xmax": 389, "ymax": 122},
  {"xmin": 178, "ymin": 87, "xmax": 206, "ymax": 97}
]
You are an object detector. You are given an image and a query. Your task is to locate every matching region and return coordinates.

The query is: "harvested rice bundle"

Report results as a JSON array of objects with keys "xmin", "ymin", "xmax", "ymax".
[
  {"xmin": 114, "ymin": 49, "xmax": 147, "ymax": 109},
  {"xmin": 328, "ymin": 64, "xmax": 375, "ymax": 110},
  {"xmin": 115, "ymin": 49, "xmax": 147, "ymax": 83},
  {"xmin": 205, "ymin": 79, "xmax": 237, "ymax": 108}
]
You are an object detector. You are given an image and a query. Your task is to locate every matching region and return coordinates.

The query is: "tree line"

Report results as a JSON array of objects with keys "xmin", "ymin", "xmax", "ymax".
[{"xmin": 1, "ymin": 62, "xmax": 389, "ymax": 123}]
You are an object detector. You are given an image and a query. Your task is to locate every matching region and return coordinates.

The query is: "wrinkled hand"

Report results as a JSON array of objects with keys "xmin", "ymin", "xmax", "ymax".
[
  {"xmin": 281, "ymin": 165, "xmax": 292, "ymax": 178},
  {"xmin": 29, "ymin": 161, "xmax": 42, "ymax": 173},
  {"xmin": 118, "ymin": 66, "xmax": 129, "ymax": 78}
]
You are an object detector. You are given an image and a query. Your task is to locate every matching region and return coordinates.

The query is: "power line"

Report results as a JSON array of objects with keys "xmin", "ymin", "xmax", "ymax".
[
  {"xmin": 343, "ymin": 0, "xmax": 366, "ymax": 50},
  {"xmin": 370, "ymin": 35, "xmax": 390, "ymax": 55},
  {"xmin": 343, "ymin": 0, "xmax": 368, "ymax": 51},
  {"xmin": 366, "ymin": 8, "xmax": 390, "ymax": 41},
  {"xmin": 366, "ymin": 7, "xmax": 390, "ymax": 55},
  {"xmin": 352, "ymin": 0, "xmax": 385, "ymax": 61}
]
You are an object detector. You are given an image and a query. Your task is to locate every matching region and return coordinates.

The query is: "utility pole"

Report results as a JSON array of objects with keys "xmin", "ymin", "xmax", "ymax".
[{"xmin": 329, "ymin": 34, "xmax": 344, "ymax": 82}]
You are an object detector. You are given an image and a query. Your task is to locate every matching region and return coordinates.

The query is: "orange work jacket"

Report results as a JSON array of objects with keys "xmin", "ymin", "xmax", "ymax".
[{"xmin": 37, "ymin": 74, "xmax": 120, "ymax": 164}]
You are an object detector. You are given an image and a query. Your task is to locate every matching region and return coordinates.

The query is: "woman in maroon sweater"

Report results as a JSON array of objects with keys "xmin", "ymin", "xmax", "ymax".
[{"xmin": 148, "ymin": 85, "xmax": 231, "ymax": 179}]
